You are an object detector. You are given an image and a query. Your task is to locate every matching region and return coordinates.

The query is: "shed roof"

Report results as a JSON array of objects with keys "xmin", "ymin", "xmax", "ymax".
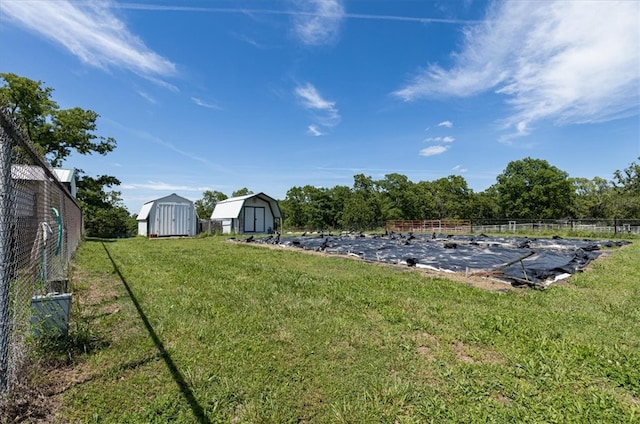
[
  {"xmin": 137, "ymin": 202, "xmax": 154, "ymax": 220},
  {"xmin": 136, "ymin": 193, "xmax": 194, "ymax": 221},
  {"xmin": 211, "ymin": 192, "xmax": 281, "ymax": 220},
  {"xmin": 53, "ymin": 168, "xmax": 75, "ymax": 183}
]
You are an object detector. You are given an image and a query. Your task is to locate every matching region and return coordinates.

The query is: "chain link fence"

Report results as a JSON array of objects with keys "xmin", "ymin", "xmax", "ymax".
[
  {"xmin": 0, "ymin": 108, "xmax": 83, "ymax": 397},
  {"xmin": 381, "ymin": 219, "xmax": 639, "ymax": 236},
  {"xmin": 471, "ymin": 218, "xmax": 640, "ymax": 236}
]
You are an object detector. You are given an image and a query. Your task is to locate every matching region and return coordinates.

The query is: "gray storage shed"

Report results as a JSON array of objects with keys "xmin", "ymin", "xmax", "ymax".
[
  {"xmin": 137, "ymin": 193, "xmax": 197, "ymax": 237},
  {"xmin": 211, "ymin": 192, "xmax": 282, "ymax": 234}
]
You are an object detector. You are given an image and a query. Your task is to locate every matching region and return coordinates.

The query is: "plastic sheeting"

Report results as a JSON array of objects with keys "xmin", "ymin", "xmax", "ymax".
[{"xmin": 244, "ymin": 233, "xmax": 630, "ymax": 288}]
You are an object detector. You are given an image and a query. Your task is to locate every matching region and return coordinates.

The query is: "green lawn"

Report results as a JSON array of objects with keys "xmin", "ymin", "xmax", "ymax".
[{"xmin": 55, "ymin": 236, "xmax": 639, "ymax": 422}]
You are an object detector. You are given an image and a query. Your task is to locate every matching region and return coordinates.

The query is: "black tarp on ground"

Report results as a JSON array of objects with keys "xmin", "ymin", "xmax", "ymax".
[{"xmin": 241, "ymin": 233, "xmax": 630, "ymax": 288}]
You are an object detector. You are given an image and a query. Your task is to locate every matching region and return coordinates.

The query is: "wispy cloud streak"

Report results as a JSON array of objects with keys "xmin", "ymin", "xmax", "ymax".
[
  {"xmin": 137, "ymin": 90, "xmax": 157, "ymax": 104},
  {"xmin": 393, "ymin": 1, "xmax": 640, "ymax": 139},
  {"xmin": 307, "ymin": 125, "xmax": 324, "ymax": 136},
  {"xmin": 126, "ymin": 128, "xmax": 228, "ymax": 173},
  {"xmin": 2, "ymin": 0, "xmax": 176, "ymax": 80},
  {"xmin": 191, "ymin": 97, "xmax": 221, "ymax": 110},
  {"xmin": 116, "ymin": 3, "xmax": 474, "ymax": 25},
  {"xmin": 295, "ymin": 83, "xmax": 341, "ymax": 130}
]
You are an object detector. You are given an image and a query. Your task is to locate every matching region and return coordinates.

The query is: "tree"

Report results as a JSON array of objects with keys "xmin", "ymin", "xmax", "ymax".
[
  {"xmin": 1, "ymin": 73, "xmax": 125, "ymax": 236},
  {"xmin": 300, "ymin": 186, "xmax": 331, "ymax": 230},
  {"xmin": 414, "ymin": 181, "xmax": 437, "ymax": 219},
  {"xmin": 612, "ymin": 157, "xmax": 640, "ymax": 218},
  {"xmin": 340, "ymin": 174, "xmax": 382, "ymax": 230},
  {"xmin": 195, "ymin": 190, "xmax": 228, "ymax": 218},
  {"xmin": 76, "ymin": 171, "xmax": 134, "ymax": 238},
  {"xmin": 470, "ymin": 187, "xmax": 501, "ymax": 221},
  {"xmin": 429, "ymin": 175, "xmax": 473, "ymax": 219},
  {"xmin": 377, "ymin": 173, "xmax": 419, "ymax": 220},
  {"xmin": 570, "ymin": 177, "xmax": 615, "ymax": 219},
  {"xmin": 0, "ymin": 73, "xmax": 116, "ymax": 167},
  {"xmin": 494, "ymin": 157, "xmax": 574, "ymax": 219},
  {"xmin": 281, "ymin": 186, "xmax": 308, "ymax": 228},
  {"xmin": 326, "ymin": 185, "xmax": 351, "ymax": 228},
  {"xmin": 280, "ymin": 185, "xmax": 343, "ymax": 230},
  {"xmin": 340, "ymin": 191, "xmax": 379, "ymax": 230},
  {"xmin": 85, "ymin": 206, "xmax": 136, "ymax": 239},
  {"xmin": 232, "ymin": 187, "xmax": 253, "ymax": 197}
]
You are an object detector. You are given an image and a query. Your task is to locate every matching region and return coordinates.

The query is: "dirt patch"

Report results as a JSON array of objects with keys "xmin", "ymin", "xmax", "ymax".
[
  {"xmin": 451, "ymin": 340, "xmax": 505, "ymax": 365},
  {"xmin": 491, "ymin": 390, "xmax": 512, "ymax": 405},
  {"xmin": 413, "ymin": 332, "xmax": 439, "ymax": 361},
  {"xmin": 452, "ymin": 340, "xmax": 475, "ymax": 363},
  {"xmin": 0, "ymin": 359, "xmax": 80, "ymax": 423},
  {"xmin": 73, "ymin": 275, "xmax": 119, "ymax": 308}
]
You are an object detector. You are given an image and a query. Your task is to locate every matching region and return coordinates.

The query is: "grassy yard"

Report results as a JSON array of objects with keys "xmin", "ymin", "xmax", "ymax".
[{"xmin": 43, "ymin": 236, "xmax": 640, "ymax": 422}]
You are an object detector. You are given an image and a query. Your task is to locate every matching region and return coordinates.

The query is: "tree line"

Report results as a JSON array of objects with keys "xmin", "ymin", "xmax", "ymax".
[
  {"xmin": 274, "ymin": 157, "xmax": 639, "ymax": 231},
  {"xmin": 197, "ymin": 157, "xmax": 639, "ymax": 232},
  {"xmin": 3, "ymin": 73, "xmax": 637, "ymax": 237}
]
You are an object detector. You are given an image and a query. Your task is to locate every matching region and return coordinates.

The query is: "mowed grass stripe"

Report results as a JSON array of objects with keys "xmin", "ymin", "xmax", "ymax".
[{"xmin": 62, "ymin": 237, "xmax": 639, "ymax": 422}]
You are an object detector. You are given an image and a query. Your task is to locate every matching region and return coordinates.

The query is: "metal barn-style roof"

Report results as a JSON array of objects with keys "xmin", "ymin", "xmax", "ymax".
[{"xmin": 211, "ymin": 192, "xmax": 282, "ymax": 220}]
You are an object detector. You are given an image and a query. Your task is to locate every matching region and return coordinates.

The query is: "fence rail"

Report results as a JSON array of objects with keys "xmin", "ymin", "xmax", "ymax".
[
  {"xmin": 386, "ymin": 219, "xmax": 472, "ymax": 234},
  {"xmin": 0, "ymin": 108, "xmax": 83, "ymax": 397},
  {"xmin": 385, "ymin": 219, "xmax": 639, "ymax": 236}
]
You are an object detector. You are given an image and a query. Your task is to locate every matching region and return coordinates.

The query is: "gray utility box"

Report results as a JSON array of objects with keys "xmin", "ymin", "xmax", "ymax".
[{"xmin": 30, "ymin": 293, "xmax": 72, "ymax": 337}]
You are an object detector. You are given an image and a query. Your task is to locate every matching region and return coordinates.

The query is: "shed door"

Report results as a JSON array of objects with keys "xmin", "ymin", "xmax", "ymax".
[
  {"xmin": 156, "ymin": 202, "xmax": 191, "ymax": 236},
  {"xmin": 244, "ymin": 206, "xmax": 265, "ymax": 233}
]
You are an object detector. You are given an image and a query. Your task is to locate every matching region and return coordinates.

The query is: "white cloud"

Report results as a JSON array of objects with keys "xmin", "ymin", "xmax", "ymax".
[
  {"xmin": 500, "ymin": 120, "xmax": 530, "ymax": 142},
  {"xmin": 419, "ymin": 145, "xmax": 448, "ymax": 156},
  {"xmin": 191, "ymin": 97, "xmax": 221, "ymax": 110},
  {"xmin": 295, "ymin": 83, "xmax": 337, "ymax": 113},
  {"xmin": 307, "ymin": 125, "xmax": 324, "ymax": 136},
  {"xmin": 393, "ymin": 1, "xmax": 640, "ymax": 138},
  {"xmin": 438, "ymin": 120, "xmax": 453, "ymax": 128},
  {"xmin": 452, "ymin": 165, "xmax": 468, "ymax": 173},
  {"xmin": 1, "ymin": 0, "xmax": 176, "ymax": 80},
  {"xmin": 295, "ymin": 82, "xmax": 341, "ymax": 128},
  {"xmin": 425, "ymin": 136, "xmax": 455, "ymax": 143},
  {"xmin": 291, "ymin": 0, "xmax": 345, "ymax": 46}
]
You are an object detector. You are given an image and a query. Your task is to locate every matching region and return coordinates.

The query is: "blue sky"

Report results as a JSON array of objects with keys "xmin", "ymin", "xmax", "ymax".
[{"xmin": 1, "ymin": 0, "xmax": 639, "ymax": 214}]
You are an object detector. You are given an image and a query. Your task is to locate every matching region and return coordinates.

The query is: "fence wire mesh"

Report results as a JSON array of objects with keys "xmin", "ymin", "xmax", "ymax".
[
  {"xmin": 0, "ymin": 108, "xmax": 83, "ymax": 396},
  {"xmin": 470, "ymin": 218, "xmax": 640, "ymax": 235},
  {"xmin": 384, "ymin": 219, "xmax": 640, "ymax": 236}
]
